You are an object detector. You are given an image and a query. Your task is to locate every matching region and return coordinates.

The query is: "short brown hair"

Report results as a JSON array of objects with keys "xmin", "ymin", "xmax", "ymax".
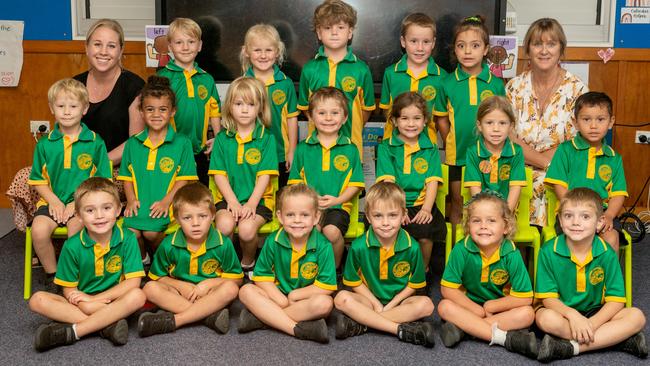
[
  {"xmin": 453, "ymin": 15, "xmax": 490, "ymax": 50},
  {"xmin": 308, "ymin": 87, "xmax": 349, "ymax": 120},
  {"xmin": 48, "ymin": 78, "xmax": 89, "ymax": 107},
  {"xmin": 401, "ymin": 13, "xmax": 436, "ymax": 38},
  {"xmin": 463, "ymin": 191, "xmax": 516, "ymax": 239},
  {"xmin": 86, "ymin": 19, "xmax": 124, "ymax": 49},
  {"xmin": 559, "ymin": 187, "xmax": 603, "ymax": 218},
  {"xmin": 74, "ymin": 177, "xmax": 120, "ymax": 213},
  {"xmin": 523, "ymin": 18, "xmax": 567, "ymax": 57},
  {"xmin": 313, "ymin": 0, "xmax": 357, "ymax": 30},
  {"xmin": 172, "ymin": 183, "xmax": 216, "ymax": 216},
  {"xmin": 168, "ymin": 17, "xmax": 202, "ymax": 41},
  {"xmin": 476, "ymin": 95, "xmax": 516, "ymax": 125},
  {"xmin": 139, "ymin": 75, "xmax": 176, "ymax": 109},
  {"xmin": 573, "ymin": 91, "xmax": 613, "ymax": 119},
  {"xmin": 365, "ymin": 181, "xmax": 406, "ymax": 213},
  {"xmin": 221, "ymin": 76, "xmax": 272, "ymax": 132},
  {"xmin": 277, "ymin": 184, "xmax": 319, "ymax": 213},
  {"xmin": 389, "ymin": 91, "xmax": 428, "ymax": 127}
]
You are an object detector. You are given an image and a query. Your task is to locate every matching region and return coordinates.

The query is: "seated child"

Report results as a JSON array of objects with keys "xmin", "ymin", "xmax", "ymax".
[
  {"xmin": 535, "ymin": 187, "xmax": 647, "ymax": 362},
  {"xmin": 288, "ymin": 87, "xmax": 364, "ymax": 268},
  {"xmin": 438, "ymin": 191, "xmax": 536, "ymax": 359},
  {"xmin": 28, "ymin": 178, "xmax": 146, "ymax": 351},
  {"xmin": 138, "ymin": 183, "xmax": 242, "ymax": 337},
  {"xmin": 544, "ymin": 92, "xmax": 627, "ymax": 251},
  {"xmin": 237, "ymin": 184, "xmax": 337, "ymax": 343},
  {"xmin": 28, "ymin": 78, "xmax": 111, "ymax": 286},
  {"xmin": 334, "ymin": 182, "xmax": 436, "ymax": 348}
]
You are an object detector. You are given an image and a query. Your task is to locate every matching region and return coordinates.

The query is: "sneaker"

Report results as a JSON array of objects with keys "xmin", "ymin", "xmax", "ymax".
[
  {"xmin": 204, "ymin": 308, "xmax": 230, "ymax": 334},
  {"xmin": 137, "ymin": 311, "xmax": 176, "ymax": 337},
  {"xmin": 537, "ymin": 334, "xmax": 574, "ymax": 363},
  {"xmin": 33, "ymin": 322, "xmax": 76, "ymax": 352},
  {"xmin": 238, "ymin": 307, "xmax": 265, "ymax": 333},
  {"xmin": 99, "ymin": 319, "xmax": 128, "ymax": 346},
  {"xmin": 504, "ymin": 329, "xmax": 538, "ymax": 359},
  {"xmin": 397, "ymin": 321, "xmax": 436, "ymax": 348},
  {"xmin": 294, "ymin": 319, "xmax": 329, "ymax": 344},
  {"xmin": 335, "ymin": 313, "xmax": 367, "ymax": 340},
  {"xmin": 439, "ymin": 321, "xmax": 464, "ymax": 348},
  {"xmin": 617, "ymin": 331, "xmax": 648, "ymax": 359}
]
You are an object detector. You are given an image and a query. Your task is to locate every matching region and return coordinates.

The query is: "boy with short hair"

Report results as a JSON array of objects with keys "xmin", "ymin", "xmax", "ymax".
[
  {"xmin": 158, "ymin": 17, "xmax": 221, "ymax": 185},
  {"xmin": 28, "ymin": 178, "xmax": 146, "ymax": 352},
  {"xmin": 334, "ymin": 181, "xmax": 436, "ymax": 348},
  {"xmin": 535, "ymin": 187, "xmax": 647, "ymax": 362},
  {"xmin": 28, "ymin": 78, "xmax": 111, "ymax": 286},
  {"xmin": 544, "ymin": 92, "xmax": 627, "ymax": 252},
  {"xmin": 298, "ymin": 0, "xmax": 376, "ymax": 157}
]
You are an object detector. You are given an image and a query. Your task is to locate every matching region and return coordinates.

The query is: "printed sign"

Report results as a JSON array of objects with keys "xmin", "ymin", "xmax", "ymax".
[
  {"xmin": 0, "ymin": 21, "xmax": 24, "ymax": 87},
  {"xmin": 487, "ymin": 35, "xmax": 517, "ymax": 79},
  {"xmin": 146, "ymin": 25, "xmax": 172, "ymax": 68}
]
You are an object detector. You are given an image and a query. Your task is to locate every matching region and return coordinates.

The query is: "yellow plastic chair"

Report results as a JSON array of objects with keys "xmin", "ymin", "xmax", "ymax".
[
  {"xmin": 344, "ymin": 192, "xmax": 365, "ymax": 240},
  {"xmin": 542, "ymin": 187, "xmax": 633, "ymax": 307}
]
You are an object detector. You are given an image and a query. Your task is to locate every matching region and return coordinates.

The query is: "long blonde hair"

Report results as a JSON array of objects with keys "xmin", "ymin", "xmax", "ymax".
[
  {"xmin": 240, "ymin": 24, "xmax": 286, "ymax": 73},
  {"xmin": 221, "ymin": 76, "xmax": 271, "ymax": 133}
]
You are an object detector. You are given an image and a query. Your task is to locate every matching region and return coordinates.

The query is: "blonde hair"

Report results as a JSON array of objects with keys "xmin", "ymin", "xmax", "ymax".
[
  {"xmin": 365, "ymin": 181, "xmax": 407, "ymax": 213},
  {"xmin": 221, "ymin": 76, "xmax": 271, "ymax": 132},
  {"xmin": 86, "ymin": 19, "xmax": 124, "ymax": 49},
  {"xmin": 313, "ymin": 0, "xmax": 357, "ymax": 30},
  {"xmin": 401, "ymin": 13, "xmax": 436, "ymax": 38},
  {"xmin": 463, "ymin": 192, "xmax": 516, "ymax": 240},
  {"xmin": 168, "ymin": 17, "xmax": 202, "ymax": 41},
  {"xmin": 240, "ymin": 24, "xmax": 286, "ymax": 73},
  {"xmin": 172, "ymin": 183, "xmax": 216, "ymax": 216},
  {"xmin": 48, "ymin": 78, "xmax": 89, "ymax": 107},
  {"xmin": 74, "ymin": 177, "xmax": 120, "ymax": 213},
  {"xmin": 476, "ymin": 96, "xmax": 516, "ymax": 126},
  {"xmin": 277, "ymin": 184, "xmax": 319, "ymax": 214},
  {"xmin": 559, "ymin": 187, "xmax": 604, "ymax": 218},
  {"xmin": 523, "ymin": 18, "xmax": 567, "ymax": 57}
]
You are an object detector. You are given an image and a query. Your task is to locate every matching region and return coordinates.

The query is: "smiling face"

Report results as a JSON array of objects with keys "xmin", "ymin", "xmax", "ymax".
[
  {"xmin": 77, "ymin": 191, "xmax": 121, "ymax": 240},
  {"xmin": 141, "ymin": 95, "xmax": 175, "ymax": 133},
  {"xmin": 311, "ymin": 97, "xmax": 347, "ymax": 138},
  {"xmin": 528, "ymin": 32, "xmax": 561, "ymax": 72},
  {"xmin": 574, "ymin": 104, "xmax": 614, "ymax": 147},
  {"xmin": 454, "ymin": 29, "xmax": 488, "ymax": 74},
  {"xmin": 366, "ymin": 200, "xmax": 406, "ymax": 246},
  {"xmin": 559, "ymin": 201, "xmax": 601, "ymax": 245},
  {"xmin": 400, "ymin": 24, "xmax": 435, "ymax": 70},
  {"xmin": 394, "ymin": 104, "xmax": 426, "ymax": 145},
  {"xmin": 467, "ymin": 200, "xmax": 509, "ymax": 249},
  {"xmin": 316, "ymin": 21, "xmax": 353, "ymax": 52},
  {"xmin": 86, "ymin": 26, "xmax": 122, "ymax": 73},
  {"xmin": 246, "ymin": 37, "xmax": 279, "ymax": 74},
  {"xmin": 177, "ymin": 202, "xmax": 215, "ymax": 245},
  {"xmin": 49, "ymin": 91, "xmax": 88, "ymax": 132},
  {"xmin": 277, "ymin": 194, "xmax": 320, "ymax": 243},
  {"xmin": 168, "ymin": 31, "xmax": 202, "ymax": 70},
  {"xmin": 477, "ymin": 109, "xmax": 513, "ymax": 151}
]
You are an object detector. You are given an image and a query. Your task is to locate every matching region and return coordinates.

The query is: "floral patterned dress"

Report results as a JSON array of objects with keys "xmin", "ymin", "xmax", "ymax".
[{"xmin": 506, "ymin": 70, "xmax": 588, "ymax": 226}]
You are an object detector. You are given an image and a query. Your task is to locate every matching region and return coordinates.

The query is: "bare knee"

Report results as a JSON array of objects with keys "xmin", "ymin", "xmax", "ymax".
[
  {"xmin": 625, "ymin": 307, "xmax": 646, "ymax": 332},
  {"xmin": 310, "ymin": 295, "xmax": 334, "ymax": 317},
  {"xmin": 220, "ymin": 280, "xmax": 240, "ymax": 302},
  {"xmin": 216, "ymin": 215, "xmax": 235, "ymax": 236},
  {"xmin": 536, "ymin": 308, "xmax": 565, "ymax": 333},
  {"xmin": 121, "ymin": 288, "xmax": 146, "ymax": 309},
  {"xmin": 143, "ymin": 281, "xmax": 162, "ymax": 298},
  {"xmin": 322, "ymin": 226, "xmax": 342, "ymax": 244},
  {"xmin": 412, "ymin": 296, "xmax": 434, "ymax": 318},
  {"xmin": 334, "ymin": 290, "xmax": 354, "ymax": 311},
  {"xmin": 237, "ymin": 222, "xmax": 259, "ymax": 243},
  {"xmin": 238, "ymin": 283, "xmax": 258, "ymax": 303},
  {"xmin": 437, "ymin": 299, "xmax": 456, "ymax": 320},
  {"xmin": 29, "ymin": 291, "xmax": 50, "ymax": 313},
  {"xmin": 31, "ymin": 221, "xmax": 54, "ymax": 243},
  {"xmin": 513, "ymin": 306, "xmax": 535, "ymax": 327}
]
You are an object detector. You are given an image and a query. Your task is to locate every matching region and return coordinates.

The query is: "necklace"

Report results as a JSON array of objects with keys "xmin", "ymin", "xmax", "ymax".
[
  {"xmin": 87, "ymin": 67, "xmax": 121, "ymax": 103},
  {"xmin": 532, "ymin": 68, "xmax": 564, "ymax": 116}
]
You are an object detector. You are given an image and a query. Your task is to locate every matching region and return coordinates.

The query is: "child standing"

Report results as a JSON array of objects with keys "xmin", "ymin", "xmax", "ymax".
[
  {"xmin": 380, "ymin": 13, "xmax": 447, "ymax": 144},
  {"xmin": 241, "ymin": 24, "xmax": 299, "ymax": 188},
  {"xmin": 118, "ymin": 75, "xmax": 198, "ymax": 261},
  {"xmin": 334, "ymin": 182, "xmax": 435, "ymax": 347},
  {"xmin": 437, "ymin": 15, "xmax": 505, "ymax": 228},
  {"xmin": 158, "ymin": 17, "xmax": 221, "ymax": 186},
  {"xmin": 535, "ymin": 188, "xmax": 647, "ymax": 362},
  {"xmin": 28, "ymin": 78, "xmax": 111, "ymax": 285},
  {"xmin": 208, "ymin": 76, "xmax": 278, "ymax": 274},
  {"xmin": 438, "ymin": 191, "xmax": 536, "ymax": 358},
  {"xmin": 238, "ymin": 184, "xmax": 337, "ymax": 343},
  {"xmin": 463, "ymin": 96, "xmax": 526, "ymax": 212},
  {"xmin": 138, "ymin": 183, "xmax": 242, "ymax": 337},
  {"xmin": 29, "ymin": 178, "xmax": 146, "ymax": 351},
  {"xmin": 288, "ymin": 87, "xmax": 364, "ymax": 268},
  {"xmin": 298, "ymin": 0, "xmax": 376, "ymax": 157}
]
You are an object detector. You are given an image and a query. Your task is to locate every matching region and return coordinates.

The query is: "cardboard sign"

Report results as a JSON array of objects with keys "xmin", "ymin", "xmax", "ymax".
[
  {"xmin": 487, "ymin": 35, "xmax": 518, "ymax": 79},
  {"xmin": 0, "ymin": 20, "xmax": 24, "ymax": 87},
  {"xmin": 145, "ymin": 25, "xmax": 172, "ymax": 68}
]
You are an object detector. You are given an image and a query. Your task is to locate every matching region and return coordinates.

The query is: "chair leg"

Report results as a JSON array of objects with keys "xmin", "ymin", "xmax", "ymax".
[
  {"xmin": 24, "ymin": 227, "xmax": 32, "ymax": 300},
  {"xmin": 445, "ymin": 223, "xmax": 452, "ymax": 264},
  {"xmin": 624, "ymin": 242, "xmax": 633, "ymax": 308},
  {"xmin": 533, "ymin": 237, "xmax": 540, "ymax": 287}
]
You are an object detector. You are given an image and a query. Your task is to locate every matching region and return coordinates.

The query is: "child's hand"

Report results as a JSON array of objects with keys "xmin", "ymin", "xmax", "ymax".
[
  {"xmin": 179, "ymin": 283, "xmax": 198, "ymax": 302},
  {"xmin": 372, "ymin": 300, "xmax": 384, "ymax": 313},
  {"xmin": 240, "ymin": 203, "xmax": 256, "ymax": 220},
  {"xmin": 567, "ymin": 310, "xmax": 594, "ymax": 344},
  {"xmin": 402, "ymin": 214, "xmax": 411, "ymax": 226},
  {"xmin": 226, "ymin": 201, "xmax": 243, "ymax": 221},
  {"xmin": 149, "ymin": 200, "xmax": 170, "ymax": 219},
  {"xmin": 285, "ymin": 151, "xmax": 294, "ymax": 172},
  {"xmin": 49, "ymin": 200, "xmax": 66, "ymax": 224},
  {"xmin": 598, "ymin": 214, "xmax": 614, "ymax": 233},
  {"xmin": 204, "ymin": 138, "xmax": 215, "ymax": 154},
  {"xmin": 193, "ymin": 281, "xmax": 210, "ymax": 299},
  {"xmin": 63, "ymin": 202, "xmax": 76, "ymax": 223},
  {"xmin": 412, "ymin": 208, "xmax": 433, "ymax": 224},
  {"xmin": 124, "ymin": 200, "xmax": 140, "ymax": 217},
  {"xmin": 318, "ymin": 195, "xmax": 337, "ymax": 210},
  {"xmin": 482, "ymin": 302, "xmax": 494, "ymax": 318}
]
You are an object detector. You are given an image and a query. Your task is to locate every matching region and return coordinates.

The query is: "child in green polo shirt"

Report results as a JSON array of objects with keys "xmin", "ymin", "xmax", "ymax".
[
  {"xmin": 240, "ymin": 23, "xmax": 299, "ymax": 188},
  {"xmin": 380, "ymin": 12, "xmax": 447, "ymax": 144},
  {"xmin": 298, "ymin": 0, "xmax": 376, "ymax": 157},
  {"xmin": 544, "ymin": 92, "xmax": 627, "ymax": 252},
  {"xmin": 28, "ymin": 78, "xmax": 111, "ymax": 285},
  {"xmin": 535, "ymin": 188, "xmax": 647, "ymax": 362},
  {"xmin": 334, "ymin": 182, "xmax": 436, "ymax": 348},
  {"xmin": 29, "ymin": 178, "xmax": 146, "ymax": 352},
  {"xmin": 237, "ymin": 184, "xmax": 337, "ymax": 343},
  {"xmin": 436, "ymin": 16, "xmax": 505, "ymax": 230},
  {"xmin": 288, "ymin": 87, "xmax": 364, "ymax": 268},
  {"xmin": 438, "ymin": 191, "xmax": 537, "ymax": 359},
  {"xmin": 118, "ymin": 75, "xmax": 198, "ymax": 262},
  {"xmin": 158, "ymin": 17, "xmax": 221, "ymax": 186},
  {"xmin": 463, "ymin": 96, "xmax": 526, "ymax": 212},
  {"xmin": 138, "ymin": 183, "xmax": 242, "ymax": 337}
]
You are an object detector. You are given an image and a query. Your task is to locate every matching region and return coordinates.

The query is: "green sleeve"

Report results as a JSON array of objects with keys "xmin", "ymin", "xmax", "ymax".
[
  {"xmin": 117, "ymin": 138, "xmax": 133, "ymax": 179},
  {"xmin": 437, "ymin": 79, "xmax": 450, "ymax": 114},
  {"xmin": 297, "ymin": 62, "xmax": 312, "ymax": 109},
  {"xmin": 178, "ymin": 137, "xmax": 198, "ymax": 178},
  {"xmin": 314, "ymin": 238, "xmax": 337, "ymax": 290},
  {"xmin": 407, "ymin": 241, "xmax": 426, "ymax": 288},
  {"xmin": 285, "ymin": 79, "xmax": 298, "ymax": 115},
  {"xmin": 544, "ymin": 143, "xmax": 570, "ymax": 188},
  {"xmin": 603, "ymin": 246, "xmax": 626, "ymax": 302},
  {"xmin": 375, "ymin": 142, "xmax": 395, "ymax": 181},
  {"xmin": 534, "ymin": 241, "xmax": 559, "ymax": 298},
  {"xmin": 424, "ymin": 145, "xmax": 443, "ymax": 181},
  {"xmin": 53, "ymin": 240, "xmax": 80, "ymax": 287},
  {"xmin": 609, "ymin": 155, "xmax": 627, "ymax": 196},
  {"xmin": 258, "ymin": 134, "xmax": 279, "ymax": 174},
  {"xmin": 209, "ymin": 78, "xmax": 221, "ymax": 112},
  {"xmin": 148, "ymin": 236, "xmax": 172, "ymax": 279},
  {"xmin": 506, "ymin": 245, "xmax": 533, "ymax": 297},
  {"xmin": 28, "ymin": 141, "xmax": 47, "ymax": 182},
  {"xmin": 441, "ymin": 241, "xmax": 465, "ymax": 288},
  {"xmin": 342, "ymin": 238, "xmax": 362, "ymax": 286},
  {"xmin": 509, "ymin": 144, "xmax": 527, "ymax": 185},
  {"xmin": 494, "ymin": 77, "xmax": 506, "ymax": 96},
  {"xmin": 94, "ymin": 138, "xmax": 111, "ymax": 179},
  {"xmin": 252, "ymin": 234, "xmax": 276, "ymax": 282},
  {"xmin": 432, "ymin": 70, "xmax": 448, "ymax": 116},
  {"xmin": 463, "ymin": 146, "xmax": 482, "ymax": 187},
  {"xmin": 208, "ymin": 132, "xmax": 227, "ymax": 174},
  {"xmin": 348, "ymin": 147, "xmax": 365, "ymax": 186},
  {"xmin": 379, "ymin": 68, "xmax": 392, "ymax": 109},
  {"xmin": 121, "ymin": 231, "xmax": 145, "ymax": 278},
  {"xmin": 361, "ymin": 65, "xmax": 376, "ymax": 109},
  {"xmin": 287, "ymin": 142, "xmax": 305, "ymax": 183},
  {"xmin": 218, "ymin": 236, "xmax": 244, "ymax": 278}
]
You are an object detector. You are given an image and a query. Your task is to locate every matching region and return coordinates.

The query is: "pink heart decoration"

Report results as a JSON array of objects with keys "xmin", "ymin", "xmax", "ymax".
[{"xmin": 597, "ymin": 48, "xmax": 615, "ymax": 64}]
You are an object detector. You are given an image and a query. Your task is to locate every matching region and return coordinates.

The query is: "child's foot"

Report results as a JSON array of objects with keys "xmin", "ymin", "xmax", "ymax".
[
  {"xmin": 99, "ymin": 319, "xmax": 129, "ymax": 346},
  {"xmin": 504, "ymin": 329, "xmax": 538, "ymax": 359},
  {"xmin": 397, "ymin": 321, "xmax": 436, "ymax": 348},
  {"xmin": 241, "ymin": 260, "xmax": 256, "ymax": 281},
  {"xmin": 238, "ymin": 308, "xmax": 265, "ymax": 333},
  {"xmin": 335, "ymin": 313, "xmax": 367, "ymax": 340},
  {"xmin": 294, "ymin": 319, "xmax": 329, "ymax": 344},
  {"xmin": 537, "ymin": 334, "xmax": 574, "ymax": 363},
  {"xmin": 439, "ymin": 321, "xmax": 464, "ymax": 348},
  {"xmin": 33, "ymin": 322, "xmax": 76, "ymax": 352},
  {"xmin": 204, "ymin": 308, "xmax": 230, "ymax": 334},
  {"xmin": 137, "ymin": 311, "xmax": 176, "ymax": 337},
  {"xmin": 617, "ymin": 331, "xmax": 648, "ymax": 359}
]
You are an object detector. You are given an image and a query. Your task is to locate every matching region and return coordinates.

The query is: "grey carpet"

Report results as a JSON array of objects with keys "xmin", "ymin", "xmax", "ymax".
[
  {"xmin": 0, "ymin": 208, "xmax": 16, "ymax": 238},
  {"xmin": 1, "ymin": 229, "xmax": 647, "ymax": 365}
]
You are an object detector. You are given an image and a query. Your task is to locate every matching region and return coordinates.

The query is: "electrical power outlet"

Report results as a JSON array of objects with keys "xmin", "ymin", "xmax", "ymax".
[
  {"xmin": 30, "ymin": 120, "xmax": 50, "ymax": 134},
  {"xmin": 635, "ymin": 130, "xmax": 650, "ymax": 144}
]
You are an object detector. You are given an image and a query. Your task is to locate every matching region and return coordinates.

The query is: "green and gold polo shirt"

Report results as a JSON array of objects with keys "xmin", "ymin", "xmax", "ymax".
[
  {"xmin": 544, "ymin": 134, "xmax": 628, "ymax": 204},
  {"xmin": 535, "ymin": 235, "xmax": 626, "ymax": 312},
  {"xmin": 343, "ymin": 228, "xmax": 426, "ymax": 305},
  {"xmin": 245, "ymin": 65, "xmax": 299, "ymax": 163},
  {"xmin": 29, "ymin": 123, "xmax": 111, "ymax": 207},
  {"xmin": 379, "ymin": 54, "xmax": 448, "ymax": 143},
  {"xmin": 158, "ymin": 60, "xmax": 221, "ymax": 154},
  {"xmin": 54, "ymin": 225, "xmax": 145, "ymax": 294},
  {"xmin": 118, "ymin": 126, "xmax": 197, "ymax": 231},
  {"xmin": 297, "ymin": 46, "xmax": 376, "ymax": 156},
  {"xmin": 287, "ymin": 132, "xmax": 364, "ymax": 213},
  {"xmin": 438, "ymin": 64, "xmax": 505, "ymax": 166},
  {"xmin": 376, "ymin": 131, "xmax": 443, "ymax": 207},
  {"xmin": 148, "ymin": 226, "xmax": 243, "ymax": 283},
  {"xmin": 463, "ymin": 137, "xmax": 527, "ymax": 198},
  {"xmin": 208, "ymin": 122, "xmax": 278, "ymax": 210},
  {"xmin": 252, "ymin": 228, "xmax": 337, "ymax": 295},
  {"xmin": 441, "ymin": 236, "xmax": 533, "ymax": 304}
]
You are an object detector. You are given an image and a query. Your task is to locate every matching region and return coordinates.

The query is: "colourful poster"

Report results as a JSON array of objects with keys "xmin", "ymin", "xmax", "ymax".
[
  {"xmin": 487, "ymin": 35, "xmax": 517, "ymax": 79},
  {"xmin": 145, "ymin": 25, "xmax": 171, "ymax": 68}
]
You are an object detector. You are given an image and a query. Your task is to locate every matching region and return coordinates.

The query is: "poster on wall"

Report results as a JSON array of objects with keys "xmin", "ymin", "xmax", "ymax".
[
  {"xmin": 620, "ymin": 7, "xmax": 650, "ymax": 24},
  {"xmin": 145, "ymin": 25, "xmax": 171, "ymax": 68},
  {"xmin": 615, "ymin": 0, "xmax": 650, "ymax": 47},
  {"xmin": 0, "ymin": 20, "xmax": 24, "ymax": 87},
  {"xmin": 487, "ymin": 35, "xmax": 517, "ymax": 79}
]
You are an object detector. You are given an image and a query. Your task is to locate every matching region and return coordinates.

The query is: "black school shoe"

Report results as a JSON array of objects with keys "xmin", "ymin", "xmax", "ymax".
[
  {"xmin": 137, "ymin": 311, "xmax": 176, "ymax": 337},
  {"xmin": 335, "ymin": 313, "xmax": 367, "ymax": 340},
  {"xmin": 204, "ymin": 308, "xmax": 230, "ymax": 334},
  {"xmin": 99, "ymin": 319, "xmax": 128, "ymax": 346},
  {"xmin": 439, "ymin": 321, "xmax": 464, "ymax": 348},
  {"xmin": 34, "ymin": 322, "xmax": 76, "ymax": 352},
  {"xmin": 504, "ymin": 329, "xmax": 538, "ymax": 359},
  {"xmin": 294, "ymin": 318, "xmax": 329, "ymax": 344},
  {"xmin": 237, "ymin": 307, "xmax": 265, "ymax": 333},
  {"xmin": 537, "ymin": 334, "xmax": 574, "ymax": 363},
  {"xmin": 397, "ymin": 321, "xmax": 436, "ymax": 348},
  {"xmin": 617, "ymin": 331, "xmax": 648, "ymax": 359}
]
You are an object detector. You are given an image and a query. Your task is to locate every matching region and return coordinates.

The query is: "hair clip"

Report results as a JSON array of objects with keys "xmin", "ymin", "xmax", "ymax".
[
  {"xmin": 464, "ymin": 189, "xmax": 505, "ymax": 207},
  {"xmin": 464, "ymin": 16, "xmax": 482, "ymax": 23}
]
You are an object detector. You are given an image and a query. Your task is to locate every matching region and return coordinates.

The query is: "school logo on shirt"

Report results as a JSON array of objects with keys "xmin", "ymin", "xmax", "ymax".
[
  {"xmin": 480, "ymin": 90, "xmax": 494, "ymax": 101},
  {"xmin": 421, "ymin": 85, "xmax": 437, "ymax": 101},
  {"xmin": 598, "ymin": 165, "xmax": 612, "ymax": 181},
  {"xmin": 201, "ymin": 259, "xmax": 221, "ymax": 275},
  {"xmin": 197, "ymin": 85, "xmax": 208, "ymax": 100},
  {"xmin": 479, "ymin": 160, "xmax": 492, "ymax": 174},
  {"xmin": 272, "ymin": 90, "xmax": 286, "ymax": 105},
  {"xmin": 341, "ymin": 76, "xmax": 356, "ymax": 92},
  {"xmin": 159, "ymin": 157, "xmax": 175, "ymax": 174},
  {"xmin": 77, "ymin": 153, "xmax": 93, "ymax": 170},
  {"xmin": 589, "ymin": 266, "xmax": 604, "ymax": 285},
  {"xmin": 333, "ymin": 155, "xmax": 350, "ymax": 172},
  {"xmin": 300, "ymin": 262, "xmax": 318, "ymax": 280},
  {"xmin": 413, "ymin": 157, "xmax": 429, "ymax": 174},
  {"xmin": 498, "ymin": 164, "xmax": 511, "ymax": 181},
  {"xmin": 245, "ymin": 148, "xmax": 261, "ymax": 165},
  {"xmin": 105, "ymin": 255, "xmax": 122, "ymax": 273},
  {"xmin": 490, "ymin": 269, "xmax": 509, "ymax": 285},
  {"xmin": 392, "ymin": 261, "xmax": 411, "ymax": 278}
]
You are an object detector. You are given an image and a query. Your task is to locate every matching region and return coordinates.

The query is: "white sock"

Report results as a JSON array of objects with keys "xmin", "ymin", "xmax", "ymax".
[
  {"xmin": 570, "ymin": 340, "xmax": 580, "ymax": 355},
  {"xmin": 489, "ymin": 323, "xmax": 507, "ymax": 346},
  {"xmin": 71, "ymin": 324, "xmax": 80, "ymax": 340}
]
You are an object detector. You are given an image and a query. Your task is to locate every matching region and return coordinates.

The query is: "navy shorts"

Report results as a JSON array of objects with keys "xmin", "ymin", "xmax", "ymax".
[
  {"xmin": 320, "ymin": 208, "xmax": 350, "ymax": 237},
  {"xmin": 403, "ymin": 205, "xmax": 447, "ymax": 244},
  {"xmin": 215, "ymin": 201, "xmax": 272, "ymax": 222},
  {"xmin": 33, "ymin": 205, "xmax": 67, "ymax": 227}
]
